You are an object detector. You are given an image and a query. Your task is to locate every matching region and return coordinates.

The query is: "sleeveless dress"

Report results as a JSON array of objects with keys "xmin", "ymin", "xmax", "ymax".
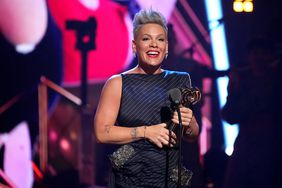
[{"xmin": 108, "ymin": 70, "xmax": 193, "ymax": 188}]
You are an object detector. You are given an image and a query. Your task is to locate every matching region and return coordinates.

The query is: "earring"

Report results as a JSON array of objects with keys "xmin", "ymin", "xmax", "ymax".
[
  {"xmin": 165, "ymin": 52, "xmax": 168, "ymax": 59},
  {"xmin": 133, "ymin": 52, "xmax": 136, "ymax": 58}
]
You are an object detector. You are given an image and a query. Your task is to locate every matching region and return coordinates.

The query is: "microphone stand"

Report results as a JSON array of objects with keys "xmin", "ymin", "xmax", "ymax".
[
  {"xmin": 66, "ymin": 17, "xmax": 97, "ymax": 186},
  {"xmin": 170, "ymin": 87, "xmax": 201, "ymax": 187},
  {"xmin": 168, "ymin": 88, "xmax": 183, "ymax": 188},
  {"xmin": 175, "ymin": 106, "xmax": 182, "ymax": 188}
]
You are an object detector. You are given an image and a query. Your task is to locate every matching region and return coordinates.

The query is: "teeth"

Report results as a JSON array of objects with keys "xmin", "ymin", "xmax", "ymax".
[{"xmin": 147, "ymin": 51, "xmax": 159, "ymax": 55}]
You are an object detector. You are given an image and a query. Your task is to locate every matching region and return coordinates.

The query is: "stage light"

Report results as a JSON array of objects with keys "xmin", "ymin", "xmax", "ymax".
[
  {"xmin": 60, "ymin": 138, "xmax": 70, "ymax": 152},
  {"xmin": 233, "ymin": 0, "xmax": 244, "ymax": 12},
  {"xmin": 205, "ymin": 0, "xmax": 239, "ymax": 156},
  {"xmin": 243, "ymin": 1, "xmax": 254, "ymax": 12},
  {"xmin": 233, "ymin": 0, "xmax": 254, "ymax": 13},
  {"xmin": 49, "ymin": 129, "xmax": 58, "ymax": 142}
]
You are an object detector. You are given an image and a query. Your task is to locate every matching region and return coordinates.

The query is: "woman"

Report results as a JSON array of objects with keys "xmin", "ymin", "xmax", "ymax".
[{"xmin": 94, "ymin": 9, "xmax": 199, "ymax": 188}]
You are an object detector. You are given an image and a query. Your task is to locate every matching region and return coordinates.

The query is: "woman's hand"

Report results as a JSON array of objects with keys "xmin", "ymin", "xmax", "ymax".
[
  {"xmin": 171, "ymin": 107, "xmax": 193, "ymax": 126},
  {"xmin": 145, "ymin": 123, "xmax": 176, "ymax": 148},
  {"xmin": 171, "ymin": 106, "xmax": 199, "ymax": 139}
]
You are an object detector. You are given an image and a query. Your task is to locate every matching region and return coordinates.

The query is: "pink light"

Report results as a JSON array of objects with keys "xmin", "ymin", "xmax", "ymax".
[
  {"xmin": 60, "ymin": 138, "xmax": 70, "ymax": 152},
  {"xmin": 49, "ymin": 130, "xmax": 58, "ymax": 142}
]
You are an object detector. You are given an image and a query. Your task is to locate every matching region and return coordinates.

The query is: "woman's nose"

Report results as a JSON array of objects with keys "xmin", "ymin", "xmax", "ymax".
[{"xmin": 149, "ymin": 40, "xmax": 157, "ymax": 47}]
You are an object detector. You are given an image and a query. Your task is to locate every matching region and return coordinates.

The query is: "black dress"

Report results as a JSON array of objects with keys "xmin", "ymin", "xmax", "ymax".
[{"xmin": 108, "ymin": 70, "xmax": 193, "ymax": 188}]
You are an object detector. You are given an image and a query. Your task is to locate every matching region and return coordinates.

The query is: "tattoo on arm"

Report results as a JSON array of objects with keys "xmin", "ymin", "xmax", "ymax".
[
  {"xmin": 105, "ymin": 125, "xmax": 111, "ymax": 134},
  {"xmin": 130, "ymin": 127, "xmax": 137, "ymax": 139}
]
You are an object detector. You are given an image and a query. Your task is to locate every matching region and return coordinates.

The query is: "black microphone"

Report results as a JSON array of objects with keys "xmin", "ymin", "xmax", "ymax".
[
  {"xmin": 168, "ymin": 88, "xmax": 182, "ymax": 106},
  {"xmin": 167, "ymin": 87, "xmax": 183, "ymax": 145}
]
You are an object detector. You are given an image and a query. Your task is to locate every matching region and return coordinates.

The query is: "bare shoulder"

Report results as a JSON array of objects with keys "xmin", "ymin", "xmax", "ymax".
[
  {"xmin": 101, "ymin": 74, "xmax": 122, "ymax": 97},
  {"xmin": 104, "ymin": 74, "xmax": 122, "ymax": 89},
  {"xmin": 97, "ymin": 74, "xmax": 122, "ymax": 112}
]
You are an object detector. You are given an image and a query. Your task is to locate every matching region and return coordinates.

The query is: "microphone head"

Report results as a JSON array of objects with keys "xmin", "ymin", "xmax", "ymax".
[{"xmin": 168, "ymin": 88, "xmax": 182, "ymax": 105}]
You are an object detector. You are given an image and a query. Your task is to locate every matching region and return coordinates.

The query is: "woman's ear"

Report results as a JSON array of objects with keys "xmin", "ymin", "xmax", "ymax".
[{"xmin": 132, "ymin": 40, "xmax": 136, "ymax": 53}]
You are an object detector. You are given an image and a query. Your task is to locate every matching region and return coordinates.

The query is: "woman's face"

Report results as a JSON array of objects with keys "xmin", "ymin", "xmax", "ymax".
[{"xmin": 132, "ymin": 23, "xmax": 168, "ymax": 69}]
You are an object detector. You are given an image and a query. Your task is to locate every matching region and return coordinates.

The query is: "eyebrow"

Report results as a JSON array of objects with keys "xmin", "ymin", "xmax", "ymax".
[{"xmin": 141, "ymin": 34, "xmax": 166, "ymax": 37}]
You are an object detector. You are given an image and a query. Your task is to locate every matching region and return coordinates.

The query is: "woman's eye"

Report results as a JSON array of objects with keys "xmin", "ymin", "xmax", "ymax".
[
  {"xmin": 158, "ymin": 38, "xmax": 165, "ymax": 41},
  {"xmin": 142, "ymin": 38, "xmax": 149, "ymax": 41}
]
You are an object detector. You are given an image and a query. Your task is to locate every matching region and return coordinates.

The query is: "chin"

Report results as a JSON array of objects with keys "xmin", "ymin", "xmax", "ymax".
[
  {"xmin": 148, "ymin": 59, "xmax": 164, "ymax": 65},
  {"xmin": 148, "ymin": 62, "xmax": 162, "ymax": 68}
]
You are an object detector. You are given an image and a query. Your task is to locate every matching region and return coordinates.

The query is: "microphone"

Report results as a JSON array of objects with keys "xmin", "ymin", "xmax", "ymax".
[
  {"xmin": 167, "ymin": 88, "xmax": 183, "ymax": 139},
  {"xmin": 168, "ymin": 88, "xmax": 182, "ymax": 106},
  {"xmin": 167, "ymin": 87, "xmax": 201, "ymax": 132}
]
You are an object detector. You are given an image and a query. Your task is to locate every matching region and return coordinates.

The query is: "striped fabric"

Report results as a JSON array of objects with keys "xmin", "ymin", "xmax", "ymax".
[{"xmin": 109, "ymin": 70, "xmax": 192, "ymax": 188}]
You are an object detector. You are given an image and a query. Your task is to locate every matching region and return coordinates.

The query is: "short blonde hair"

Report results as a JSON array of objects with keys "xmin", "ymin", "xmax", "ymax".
[{"xmin": 132, "ymin": 9, "xmax": 168, "ymax": 39}]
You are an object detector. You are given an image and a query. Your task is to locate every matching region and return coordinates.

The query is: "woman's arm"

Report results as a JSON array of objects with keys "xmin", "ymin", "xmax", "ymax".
[
  {"xmin": 94, "ymin": 75, "xmax": 176, "ymax": 147},
  {"xmin": 94, "ymin": 75, "xmax": 143, "ymax": 144}
]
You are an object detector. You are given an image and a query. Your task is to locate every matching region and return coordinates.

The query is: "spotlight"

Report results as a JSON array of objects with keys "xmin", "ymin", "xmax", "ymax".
[
  {"xmin": 233, "ymin": 0, "xmax": 254, "ymax": 13},
  {"xmin": 233, "ymin": 0, "xmax": 244, "ymax": 12},
  {"xmin": 243, "ymin": 1, "xmax": 254, "ymax": 12}
]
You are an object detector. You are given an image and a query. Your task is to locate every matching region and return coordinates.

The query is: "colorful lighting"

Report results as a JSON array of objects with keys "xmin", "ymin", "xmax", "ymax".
[
  {"xmin": 233, "ymin": 0, "xmax": 254, "ymax": 12},
  {"xmin": 60, "ymin": 138, "xmax": 70, "ymax": 152},
  {"xmin": 204, "ymin": 0, "xmax": 239, "ymax": 156},
  {"xmin": 233, "ymin": 1, "xmax": 244, "ymax": 12},
  {"xmin": 243, "ymin": 1, "xmax": 254, "ymax": 12}
]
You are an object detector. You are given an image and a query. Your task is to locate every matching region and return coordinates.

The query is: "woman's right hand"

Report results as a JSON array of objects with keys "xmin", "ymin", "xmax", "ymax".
[{"xmin": 145, "ymin": 123, "xmax": 176, "ymax": 148}]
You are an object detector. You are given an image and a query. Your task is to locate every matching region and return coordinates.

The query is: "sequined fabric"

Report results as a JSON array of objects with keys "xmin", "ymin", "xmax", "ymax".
[
  {"xmin": 170, "ymin": 166, "xmax": 193, "ymax": 187},
  {"xmin": 109, "ymin": 144, "xmax": 135, "ymax": 170}
]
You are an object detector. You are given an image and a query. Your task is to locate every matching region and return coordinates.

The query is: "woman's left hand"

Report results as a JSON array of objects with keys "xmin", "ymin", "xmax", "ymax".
[{"xmin": 171, "ymin": 107, "xmax": 193, "ymax": 127}]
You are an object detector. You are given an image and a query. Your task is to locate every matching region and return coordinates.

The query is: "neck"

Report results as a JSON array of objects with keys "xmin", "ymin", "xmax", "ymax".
[{"xmin": 134, "ymin": 65, "xmax": 163, "ymax": 75}]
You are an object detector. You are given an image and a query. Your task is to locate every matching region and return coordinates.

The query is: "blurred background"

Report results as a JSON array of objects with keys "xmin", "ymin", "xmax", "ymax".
[{"xmin": 0, "ymin": 0, "xmax": 281, "ymax": 188}]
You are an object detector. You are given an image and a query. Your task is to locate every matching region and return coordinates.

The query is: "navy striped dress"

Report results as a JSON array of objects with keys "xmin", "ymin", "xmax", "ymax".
[{"xmin": 108, "ymin": 70, "xmax": 193, "ymax": 188}]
